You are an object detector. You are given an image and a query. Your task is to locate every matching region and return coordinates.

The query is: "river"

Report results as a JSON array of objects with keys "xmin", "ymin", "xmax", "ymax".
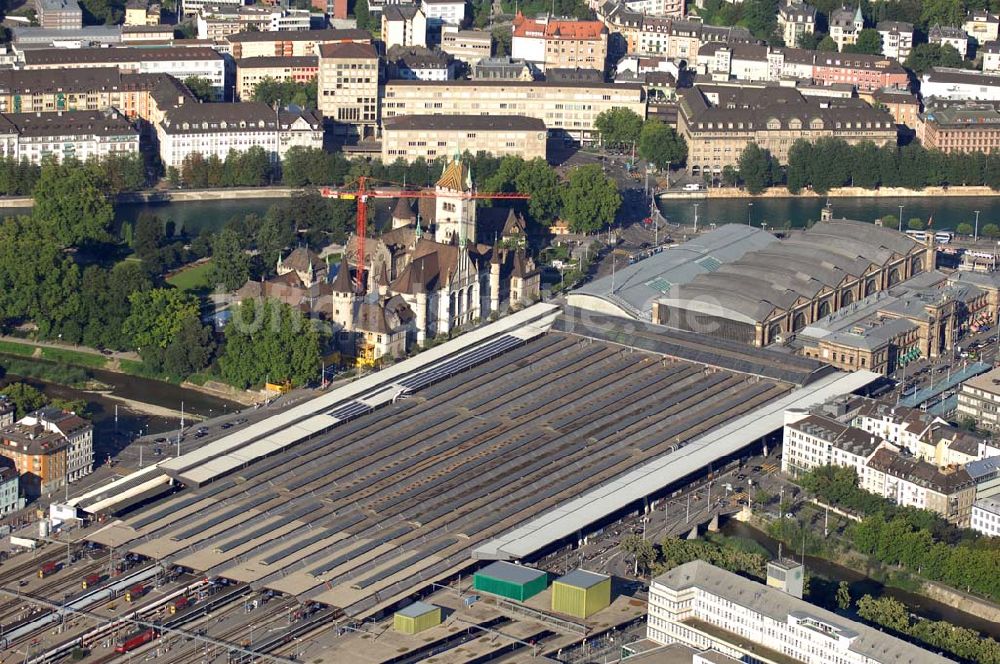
[
  {"xmin": 720, "ymin": 519, "xmax": 1000, "ymax": 639},
  {"xmin": 0, "ymin": 364, "xmax": 239, "ymax": 462},
  {"xmin": 657, "ymin": 195, "xmax": 1000, "ymax": 231}
]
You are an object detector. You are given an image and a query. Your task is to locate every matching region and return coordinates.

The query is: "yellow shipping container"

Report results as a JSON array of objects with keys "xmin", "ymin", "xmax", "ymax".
[
  {"xmin": 551, "ymin": 570, "xmax": 611, "ymax": 619},
  {"xmin": 393, "ymin": 602, "xmax": 441, "ymax": 635}
]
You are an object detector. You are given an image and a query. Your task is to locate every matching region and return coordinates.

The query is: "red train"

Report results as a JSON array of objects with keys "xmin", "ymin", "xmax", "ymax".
[
  {"xmin": 124, "ymin": 583, "xmax": 146, "ymax": 602},
  {"xmin": 115, "ymin": 629, "xmax": 158, "ymax": 654},
  {"xmin": 38, "ymin": 562, "xmax": 58, "ymax": 579},
  {"xmin": 169, "ymin": 596, "xmax": 190, "ymax": 614},
  {"xmin": 82, "ymin": 573, "xmax": 102, "ymax": 590}
]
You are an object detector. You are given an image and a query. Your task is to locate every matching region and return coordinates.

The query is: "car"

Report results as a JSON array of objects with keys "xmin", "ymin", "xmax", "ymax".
[
  {"xmin": 751, "ymin": 465, "xmax": 763, "ymax": 473},
  {"xmin": 220, "ymin": 423, "xmax": 233, "ymax": 430},
  {"xmin": 195, "ymin": 432, "xmax": 207, "ymax": 439},
  {"xmin": 736, "ymin": 473, "xmax": 746, "ymax": 480},
  {"xmin": 100, "ymin": 349, "xmax": 113, "ymax": 355},
  {"xmin": 154, "ymin": 437, "xmax": 166, "ymax": 443}
]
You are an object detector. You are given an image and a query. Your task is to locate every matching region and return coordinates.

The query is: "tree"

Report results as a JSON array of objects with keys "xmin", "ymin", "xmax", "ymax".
[
  {"xmin": 515, "ymin": 158, "xmax": 563, "ymax": 225},
  {"xmin": 846, "ymin": 28, "xmax": 883, "ymax": 54},
  {"xmin": 836, "ymin": 581, "xmax": 852, "ymax": 611},
  {"xmin": 905, "ymin": 43, "xmax": 963, "ymax": 74},
  {"xmin": 798, "ymin": 31, "xmax": 823, "ymax": 50},
  {"xmin": 560, "ymin": 164, "xmax": 621, "ymax": 234},
  {"xmin": 353, "ymin": 0, "xmax": 372, "ymax": 31},
  {"xmin": 32, "ymin": 161, "xmax": 113, "ymax": 248},
  {"xmin": 921, "ymin": 0, "xmax": 964, "ymax": 29},
  {"xmin": 252, "ymin": 78, "xmax": 318, "ymax": 110},
  {"xmin": 817, "ymin": 35, "xmax": 839, "ymax": 51},
  {"xmin": 983, "ymin": 223, "xmax": 1000, "ymax": 238},
  {"xmin": 622, "ymin": 535, "xmax": 657, "ymax": 575},
  {"xmin": 79, "ymin": 0, "xmax": 124, "ymax": 24},
  {"xmin": 907, "ymin": 217, "xmax": 925, "ymax": 230},
  {"xmin": 160, "ymin": 316, "xmax": 215, "ymax": 378},
  {"xmin": 594, "ymin": 107, "xmax": 643, "ymax": 148},
  {"xmin": 184, "ymin": 76, "xmax": 215, "ymax": 102},
  {"xmin": 219, "ymin": 298, "xmax": 321, "ymax": 388},
  {"xmin": 210, "ymin": 227, "xmax": 251, "ymax": 291},
  {"xmin": 721, "ymin": 165, "xmax": 740, "ymax": 187},
  {"xmin": 639, "ymin": 120, "xmax": 688, "ymax": 171},
  {"xmin": 956, "ymin": 222, "xmax": 973, "ymax": 235},
  {"xmin": 1, "ymin": 383, "xmax": 47, "ymax": 419},
  {"xmin": 737, "ymin": 143, "xmax": 776, "ymax": 194},
  {"xmin": 492, "ymin": 26, "xmax": 512, "ymax": 57},
  {"xmin": 123, "ymin": 288, "xmax": 202, "ymax": 354},
  {"xmin": 133, "ymin": 213, "xmax": 164, "ymax": 264}
]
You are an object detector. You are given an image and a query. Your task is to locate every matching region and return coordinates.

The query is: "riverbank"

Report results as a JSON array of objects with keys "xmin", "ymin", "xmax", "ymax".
[
  {"xmin": 659, "ymin": 185, "xmax": 1000, "ymax": 200},
  {"xmin": 0, "ymin": 186, "xmax": 304, "ymax": 209}
]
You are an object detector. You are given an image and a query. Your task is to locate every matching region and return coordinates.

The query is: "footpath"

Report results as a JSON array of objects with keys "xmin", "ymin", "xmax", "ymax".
[{"xmin": 658, "ymin": 185, "xmax": 1000, "ymax": 200}]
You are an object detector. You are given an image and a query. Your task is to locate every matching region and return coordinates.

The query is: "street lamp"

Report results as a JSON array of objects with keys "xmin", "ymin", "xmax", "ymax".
[
  {"xmin": 693, "ymin": 202, "xmax": 699, "ymax": 234},
  {"xmin": 747, "ymin": 202, "xmax": 753, "ymax": 226},
  {"xmin": 898, "ymin": 204, "xmax": 904, "ymax": 232},
  {"xmin": 975, "ymin": 210, "xmax": 981, "ymax": 242}
]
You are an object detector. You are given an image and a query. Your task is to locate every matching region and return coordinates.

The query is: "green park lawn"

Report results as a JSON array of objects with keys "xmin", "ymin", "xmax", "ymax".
[{"xmin": 166, "ymin": 260, "xmax": 214, "ymax": 292}]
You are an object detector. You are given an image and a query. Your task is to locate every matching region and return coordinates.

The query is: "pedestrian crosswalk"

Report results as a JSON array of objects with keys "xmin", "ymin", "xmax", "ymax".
[
  {"xmin": 729, "ymin": 491, "xmax": 747, "ymax": 504},
  {"xmin": 761, "ymin": 461, "xmax": 779, "ymax": 474}
]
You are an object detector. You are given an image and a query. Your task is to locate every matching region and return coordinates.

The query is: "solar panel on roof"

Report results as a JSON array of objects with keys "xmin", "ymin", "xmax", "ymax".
[
  {"xmin": 171, "ymin": 493, "xmax": 275, "ymax": 541},
  {"xmin": 697, "ymin": 255, "xmax": 722, "ymax": 272},
  {"xmin": 646, "ymin": 277, "xmax": 673, "ymax": 293}
]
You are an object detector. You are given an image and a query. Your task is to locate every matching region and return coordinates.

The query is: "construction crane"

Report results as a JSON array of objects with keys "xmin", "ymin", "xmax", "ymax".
[{"xmin": 321, "ymin": 175, "xmax": 530, "ymax": 292}]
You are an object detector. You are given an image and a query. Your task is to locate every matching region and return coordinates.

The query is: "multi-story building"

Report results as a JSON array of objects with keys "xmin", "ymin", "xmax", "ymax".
[
  {"xmin": 0, "ymin": 407, "xmax": 93, "ymax": 499},
  {"xmin": 21, "ymin": 48, "xmax": 227, "ymax": 101},
  {"xmin": 966, "ymin": 11, "xmax": 1000, "ymax": 45},
  {"xmin": 156, "ymin": 102, "xmax": 322, "ymax": 169},
  {"xmin": 236, "ymin": 56, "xmax": 318, "ymax": 100},
  {"xmin": 829, "ymin": 5, "xmax": 863, "ymax": 52},
  {"xmin": 121, "ymin": 24, "xmax": 175, "ymax": 41},
  {"xmin": 617, "ymin": 0, "xmax": 682, "ymax": 17},
  {"xmin": 420, "ymin": 0, "xmax": 464, "ymax": 29},
  {"xmin": 0, "ymin": 109, "xmax": 140, "ymax": 165},
  {"xmin": 700, "ymin": 43, "xmax": 908, "ymax": 92},
  {"xmin": 35, "ymin": 0, "xmax": 83, "ymax": 30},
  {"xmin": 382, "ymin": 115, "xmax": 546, "ymax": 163},
  {"xmin": 471, "ymin": 56, "xmax": 534, "ymax": 80},
  {"xmin": 124, "ymin": 0, "xmax": 160, "ymax": 25},
  {"xmin": 958, "ymin": 365, "xmax": 1000, "ymax": 430},
  {"xmin": 226, "ymin": 28, "xmax": 371, "ymax": 59},
  {"xmin": 919, "ymin": 101, "xmax": 1000, "ymax": 153},
  {"xmin": 678, "ymin": 85, "xmax": 896, "ymax": 176},
  {"xmin": 863, "ymin": 447, "xmax": 976, "ymax": 526},
  {"xmin": 512, "ymin": 14, "xmax": 607, "ymax": 72},
  {"xmin": 317, "ymin": 41, "xmax": 380, "ymax": 136},
  {"xmin": 778, "ymin": 1, "xmax": 815, "ymax": 49},
  {"xmin": 930, "ymin": 24, "xmax": 969, "ymax": 59},
  {"xmin": 984, "ymin": 41, "xmax": 1000, "ymax": 72},
  {"xmin": 971, "ymin": 495, "xmax": 1000, "ymax": 536},
  {"xmin": 386, "ymin": 46, "xmax": 455, "ymax": 81},
  {"xmin": 440, "ymin": 28, "xmax": 491, "ymax": 63},
  {"xmin": 871, "ymin": 86, "xmax": 920, "ymax": 127},
  {"xmin": 182, "ymin": 0, "xmax": 239, "ymax": 16},
  {"xmin": 381, "ymin": 79, "xmax": 646, "ymax": 143},
  {"xmin": 598, "ymin": 2, "xmax": 753, "ymax": 60},
  {"xmin": 0, "ymin": 464, "xmax": 21, "ymax": 515},
  {"xmin": 382, "ymin": 5, "xmax": 427, "ymax": 49},
  {"xmin": 648, "ymin": 560, "xmax": 952, "ymax": 664},
  {"xmin": 198, "ymin": 5, "xmax": 309, "ymax": 40},
  {"xmin": 782, "ymin": 412, "xmax": 882, "ymax": 478},
  {"xmin": 922, "ymin": 67, "xmax": 1000, "ymax": 100},
  {"xmin": 877, "ymin": 20, "xmax": 913, "ymax": 61}
]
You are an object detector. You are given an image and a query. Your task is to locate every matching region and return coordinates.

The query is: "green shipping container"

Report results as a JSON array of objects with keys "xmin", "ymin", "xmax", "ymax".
[
  {"xmin": 473, "ymin": 561, "xmax": 548, "ymax": 601},
  {"xmin": 394, "ymin": 602, "xmax": 441, "ymax": 635},
  {"xmin": 551, "ymin": 569, "xmax": 611, "ymax": 618}
]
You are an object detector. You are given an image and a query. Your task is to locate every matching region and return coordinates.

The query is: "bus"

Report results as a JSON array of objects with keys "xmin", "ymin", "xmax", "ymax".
[{"xmin": 905, "ymin": 230, "xmax": 953, "ymax": 244}]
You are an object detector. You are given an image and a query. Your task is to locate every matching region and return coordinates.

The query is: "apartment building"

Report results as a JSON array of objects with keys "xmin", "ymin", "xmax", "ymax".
[
  {"xmin": 382, "ymin": 115, "xmax": 546, "ymax": 163},
  {"xmin": 382, "ymin": 6, "xmax": 427, "ymax": 49},
  {"xmin": 0, "ymin": 465, "xmax": 21, "ymax": 515},
  {"xmin": 971, "ymin": 495, "xmax": 1000, "ymax": 536},
  {"xmin": 965, "ymin": 11, "xmax": 1000, "ymax": 44},
  {"xmin": 919, "ymin": 101, "xmax": 1000, "ymax": 153},
  {"xmin": 440, "ymin": 29, "xmax": 491, "ymax": 63},
  {"xmin": 958, "ymin": 365, "xmax": 1000, "ymax": 429},
  {"xmin": 930, "ymin": 24, "xmax": 969, "ymax": 59},
  {"xmin": 512, "ymin": 14, "xmax": 608, "ymax": 72},
  {"xmin": 197, "ymin": 6, "xmax": 310, "ymax": 40},
  {"xmin": 782, "ymin": 412, "xmax": 882, "ymax": 477},
  {"xmin": 226, "ymin": 28, "xmax": 371, "ymax": 58},
  {"xmin": 156, "ymin": 102, "xmax": 323, "ymax": 169},
  {"xmin": 984, "ymin": 41, "xmax": 1000, "ymax": 72},
  {"xmin": 385, "ymin": 46, "xmax": 455, "ymax": 81},
  {"xmin": 778, "ymin": 1, "xmax": 815, "ymax": 49},
  {"xmin": 700, "ymin": 44, "xmax": 908, "ymax": 92},
  {"xmin": 182, "ymin": 0, "xmax": 240, "ymax": 16},
  {"xmin": 648, "ymin": 561, "xmax": 952, "ymax": 664},
  {"xmin": 0, "ymin": 109, "xmax": 140, "ymax": 165},
  {"xmin": 236, "ymin": 56, "xmax": 318, "ymax": 100},
  {"xmin": 877, "ymin": 20, "xmax": 913, "ymax": 61},
  {"xmin": 617, "ymin": 0, "xmax": 683, "ymax": 17},
  {"xmin": 599, "ymin": 3, "xmax": 753, "ymax": 60},
  {"xmin": 381, "ymin": 79, "xmax": 646, "ymax": 143},
  {"xmin": 0, "ymin": 407, "xmax": 93, "ymax": 498},
  {"xmin": 21, "ymin": 48, "xmax": 227, "ymax": 101},
  {"xmin": 317, "ymin": 41, "xmax": 380, "ymax": 136},
  {"xmin": 420, "ymin": 0, "xmax": 464, "ymax": 28},
  {"xmin": 35, "ymin": 0, "xmax": 83, "ymax": 30},
  {"xmin": 871, "ymin": 86, "xmax": 920, "ymax": 127},
  {"xmin": 829, "ymin": 5, "xmax": 863, "ymax": 52},
  {"xmin": 0, "ymin": 68, "xmax": 172, "ymax": 119},
  {"xmin": 472, "ymin": 56, "xmax": 534, "ymax": 80},
  {"xmin": 124, "ymin": 0, "xmax": 160, "ymax": 25},
  {"xmin": 678, "ymin": 85, "xmax": 896, "ymax": 176},
  {"xmin": 863, "ymin": 448, "xmax": 976, "ymax": 526}
]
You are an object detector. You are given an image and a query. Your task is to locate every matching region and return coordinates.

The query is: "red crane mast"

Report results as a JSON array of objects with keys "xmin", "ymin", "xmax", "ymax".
[{"xmin": 321, "ymin": 176, "xmax": 530, "ymax": 292}]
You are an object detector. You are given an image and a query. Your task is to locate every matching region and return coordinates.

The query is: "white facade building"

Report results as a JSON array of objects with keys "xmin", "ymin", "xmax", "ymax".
[
  {"xmin": 971, "ymin": 496, "xmax": 1000, "ymax": 536},
  {"xmin": 930, "ymin": 24, "xmax": 969, "ymax": 59},
  {"xmin": 648, "ymin": 561, "xmax": 953, "ymax": 664},
  {"xmin": 778, "ymin": 2, "xmax": 816, "ymax": 49},
  {"xmin": 922, "ymin": 66, "xmax": 1000, "ymax": 100},
  {"xmin": 382, "ymin": 5, "xmax": 427, "ymax": 49},
  {"xmin": 829, "ymin": 5, "xmax": 863, "ymax": 52},
  {"xmin": 156, "ymin": 103, "xmax": 323, "ymax": 170},
  {"xmin": 19, "ymin": 408, "xmax": 93, "ymax": 483},
  {"xmin": 0, "ymin": 109, "xmax": 139, "ymax": 165},
  {"xmin": 781, "ymin": 411, "xmax": 882, "ymax": 478},
  {"xmin": 182, "ymin": 0, "xmax": 239, "ymax": 16},
  {"xmin": 420, "ymin": 0, "xmax": 464, "ymax": 27},
  {"xmin": 877, "ymin": 20, "xmax": 913, "ymax": 61},
  {"xmin": 984, "ymin": 41, "xmax": 1000, "ymax": 73}
]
